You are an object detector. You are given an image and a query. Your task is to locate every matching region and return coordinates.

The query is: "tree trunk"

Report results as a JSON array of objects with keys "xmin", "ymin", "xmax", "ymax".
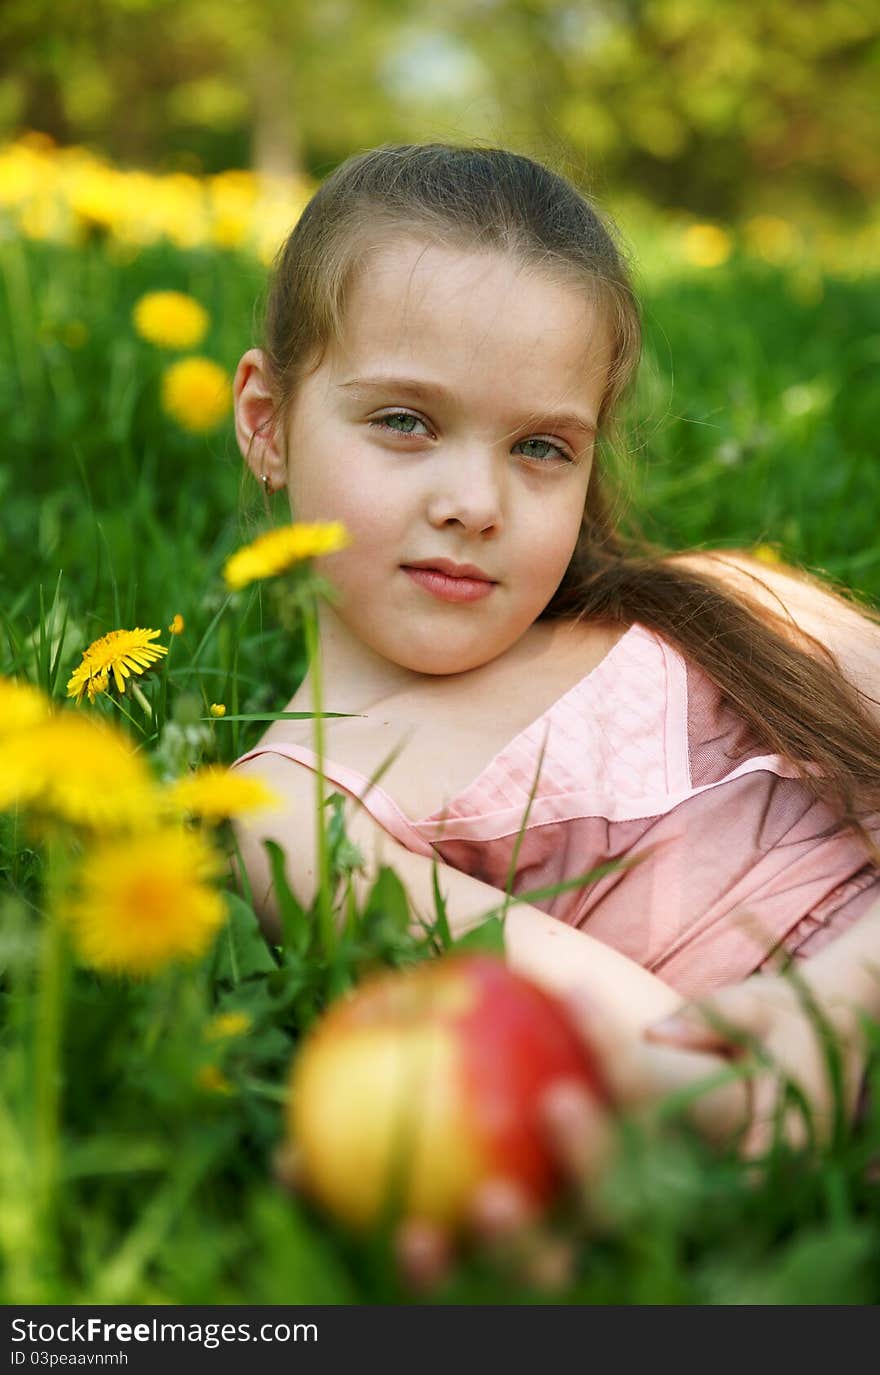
[{"xmin": 250, "ymin": 48, "xmax": 303, "ymax": 180}]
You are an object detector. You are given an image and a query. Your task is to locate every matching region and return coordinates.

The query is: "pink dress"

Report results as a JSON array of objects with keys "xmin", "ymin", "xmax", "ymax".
[{"xmin": 232, "ymin": 621, "xmax": 880, "ymax": 998}]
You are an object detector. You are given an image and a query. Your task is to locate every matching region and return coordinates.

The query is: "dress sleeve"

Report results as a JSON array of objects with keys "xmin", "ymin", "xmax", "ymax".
[
  {"xmin": 621, "ymin": 773, "xmax": 880, "ymax": 1000},
  {"xmin": 568, "ymin": 728, "xmax": 880, "ymax": 1002},
  {"xmin": 763, "ymin": 863, "xmax": 880, "ymax": 966}
]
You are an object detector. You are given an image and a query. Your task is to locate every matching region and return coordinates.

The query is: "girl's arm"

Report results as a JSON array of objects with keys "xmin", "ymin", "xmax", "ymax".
[
  {"xmin": 644, "ymin": 901, "xmax": 880, "ymax": 1153},
  {"xmin": 231, "ymin": 751, "xmax": 683, "ymax": 1034},
  {"xmin": 649, "ymin": 900, "xmax": 880, "ymax": 1053}
]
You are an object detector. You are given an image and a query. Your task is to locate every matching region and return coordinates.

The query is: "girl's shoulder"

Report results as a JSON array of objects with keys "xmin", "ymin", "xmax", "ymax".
[{"xmin": 668, "ymin": 549, "xmax": 880, "ymax": 716}]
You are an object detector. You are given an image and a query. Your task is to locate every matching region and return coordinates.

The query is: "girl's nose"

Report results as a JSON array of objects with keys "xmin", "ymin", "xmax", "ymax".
[{"xmin": 425, "ymin": 446, "xmax": 504, "ymax": 533}]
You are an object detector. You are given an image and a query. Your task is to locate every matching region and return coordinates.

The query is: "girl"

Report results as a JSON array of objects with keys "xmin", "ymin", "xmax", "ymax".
[{"xmin": 228, "ymin": 143, "xmax": 880, "ymax": 1149}]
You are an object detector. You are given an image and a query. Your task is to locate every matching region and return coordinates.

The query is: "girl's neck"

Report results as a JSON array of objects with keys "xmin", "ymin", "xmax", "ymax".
[
  {"xmin": 289, "ymin": 603, "xmax": 584, "ymax": 718},
  {"xmin": 293, "ymin": 602, "xmax": 422, "ymax": 714}
]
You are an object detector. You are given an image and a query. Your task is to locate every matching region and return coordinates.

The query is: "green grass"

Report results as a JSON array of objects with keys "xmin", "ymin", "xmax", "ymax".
[{"xmin": 1, "ymin": 219, "xmax": 879, "ymax": 1304}]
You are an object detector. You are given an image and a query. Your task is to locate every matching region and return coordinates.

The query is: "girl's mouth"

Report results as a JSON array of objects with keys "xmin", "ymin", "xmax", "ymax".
[{"xmin": 402, "ymin": 566, "xmax": 497, "ymax": 603}]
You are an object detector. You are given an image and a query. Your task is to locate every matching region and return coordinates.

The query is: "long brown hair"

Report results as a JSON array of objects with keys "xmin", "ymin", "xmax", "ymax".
[{"xmin": 244, "ymin": 142, "xmax": 880, "ymax": 865}]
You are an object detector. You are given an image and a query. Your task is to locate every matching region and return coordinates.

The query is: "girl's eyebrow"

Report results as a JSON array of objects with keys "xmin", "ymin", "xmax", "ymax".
[{"xmin": 337, "ymin": 374, "xmax": 597, "ymax": 436}]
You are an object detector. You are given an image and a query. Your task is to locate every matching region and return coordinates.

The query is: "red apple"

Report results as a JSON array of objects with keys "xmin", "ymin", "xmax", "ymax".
[{"xmin": 285, "ymin": 953, "xmax": 610, "ymax": 1233}]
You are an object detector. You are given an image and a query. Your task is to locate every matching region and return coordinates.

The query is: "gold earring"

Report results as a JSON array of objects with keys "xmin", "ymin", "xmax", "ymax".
[{"xmin": 260, "ymin": 470, "xmax": 272, "ymax": 518}]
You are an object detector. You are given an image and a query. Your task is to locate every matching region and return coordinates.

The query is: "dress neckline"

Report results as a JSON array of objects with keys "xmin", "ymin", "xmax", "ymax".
[{"xmin": 410, "ymin": 620, "xmax": 643, "ymax": 828}]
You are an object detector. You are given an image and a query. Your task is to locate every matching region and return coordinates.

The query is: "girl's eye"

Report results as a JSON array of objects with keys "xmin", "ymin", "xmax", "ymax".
[
  {"xmin": 369, "ymin": 411, "xmax": 572, "ymax": 463},
  {"xmin": 514, "ymin": 437, "xmax": 572, "ymax": 464},
  {"xmin": 369, "ymin": 411, "xmax": 430, "ymax": 437}
]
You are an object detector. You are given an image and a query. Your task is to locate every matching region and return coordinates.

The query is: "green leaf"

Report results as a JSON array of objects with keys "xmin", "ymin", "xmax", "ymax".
[
  {"xmin": 201, "ymin": 711, "xmax": 359, "ymax": 723},
  {"xmin": 708, "ymin": 1225, "xmax": 875, "ymax": 1305},
  {"xmin": 212, "ymin": 891, "xmax": 278, "ymax": 985},
  {"xmin": 429, "ymin": 858, "xmax": 453, "ymax": 951},
  {"xmin": 62, "ymin": 1136, "xmax": 170, "ymax": 1181},
  {"xmin": 361, "ymin": 864, "xmax": 411, "ymax": 936},
  {"xmin": 452, "ymin": 916, "xmax": 506, "ymax": 957},
  {"xmin": 325, "ymin": 960, "xmax": 355, "ymax": 1003},
  {"xmin": 324, "ymin": 791, "xmax": 366, "ymax": 882},
  {"xmin": 244, "ymin": 1187, "xmax": 360, "ymax": 1304},
  {"xmin": 263, "ymin": 838, "xmax": 311, "ymax": 957}
]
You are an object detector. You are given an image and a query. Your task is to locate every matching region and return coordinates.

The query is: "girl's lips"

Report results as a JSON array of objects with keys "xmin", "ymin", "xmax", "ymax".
[{"xmin": 402, "ymin": 566, "xmax": 496, "ymax": 603}]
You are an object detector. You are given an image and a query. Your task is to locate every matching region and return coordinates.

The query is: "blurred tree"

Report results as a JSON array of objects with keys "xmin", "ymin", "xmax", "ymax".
[
  {"xmin": 0, "ymin": 0, "xmax": 424, "ymax": 176},
  {"xmin": 0, "ymin": 0, "xmax": 877, "ymax": 214},
  {"xmin": 448, "ymin": 0, "xmax": 880, "ymax": 215}
]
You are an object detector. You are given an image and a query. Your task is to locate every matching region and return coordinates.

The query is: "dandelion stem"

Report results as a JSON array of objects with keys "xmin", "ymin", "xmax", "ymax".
[
  {"xmin": 300, "ymin": 583, "xmax": 335, "ymax": 957},
  {"xmin": 143, "ymin": 967, "xmax": 184, "ymax": 1057},
  {"xmin": 34, "ymin": 831, "xmax": 70, "ymax": 1283},
  {"xmin": 130, "ymin": 681, "xmax": 153, "ymax": 720}
]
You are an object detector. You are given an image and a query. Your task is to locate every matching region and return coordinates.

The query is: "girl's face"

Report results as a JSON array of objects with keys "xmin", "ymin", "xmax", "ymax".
[{"xmin": 277, "ymin": 239, "xmax": 611, "ymax": 677}]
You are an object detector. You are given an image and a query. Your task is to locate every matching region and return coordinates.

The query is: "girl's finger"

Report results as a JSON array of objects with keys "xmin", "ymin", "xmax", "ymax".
[
  {"xmin": 645, "ymin": 984, "xmax": 771, "ymax": 1054},
  {"xmin": 512, "ymin": 1233, "xmax": 576, "ymax": 1293},
  {"xmin": 468, "ymin": 1184, "xmax": 577, "ymax": 1293},
  {"xmin": 538, "ymin": 1077, "xmax": 616, "ymax": 1186},
  {"xmin": 393, "ymin": 1216, "xmax": 454, "ymax": 1293},
  {"xmin": 643, "ymin": 1016, "xmax": 737, "ymax": 1054},
  {"xmin": 467, "ymin": 1176, "xmax": 537, "ymax": 1241},
  {"xmin": 781, "ymin": 1104, "xmax": 812, "ymax": 1154},
  {"xmin": 466, "ymin": 1179, "xmax": 574, "ymax": 1291},
  {"xmin": 739, "ymin": 1072, "xmax": 783, "ymax": 1163}
]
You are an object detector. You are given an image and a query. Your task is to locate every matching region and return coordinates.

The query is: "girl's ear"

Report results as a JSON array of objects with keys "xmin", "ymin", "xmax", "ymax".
[{"xmin": 233, "ymin": 348, "xmax": 287, "ymax": 491}]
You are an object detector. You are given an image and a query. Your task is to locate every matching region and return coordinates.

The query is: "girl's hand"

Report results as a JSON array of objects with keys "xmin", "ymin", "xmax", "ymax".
[
  {"xmin": 393, "ymin": 1086, "xmax": 614, "ymax": 1295},
  {"xmin": 394, "ymin": 994, "xmax": 749, "ymax": 1294},
  {"xmin": 397, "ymin": 968, "xmax": 870, "ymax": 1292},
  {"xmin": 643, "ymin": 968, "xmax": 869, "ymax": 1157}
]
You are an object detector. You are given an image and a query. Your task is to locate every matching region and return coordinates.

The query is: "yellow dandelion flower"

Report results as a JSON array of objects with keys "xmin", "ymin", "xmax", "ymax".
[
  {"xmin": 67, "ymin": 627, "xmax": 168, "ymax": 704},
  {"xmin": 161, "ymin": 357, "xmax": 231, "ymax": 433},
  {"xmin": 205, "ymin": 1011, "xmax": 253, "ymax": 1041},
  {"xmin": 165, "ymin": 764, "xmax": 280, "ymax": 824},
  {"xmin": 60, "ymin": 826, "xmax": 226, "ymax": 976},
  {"xmin": 0, "ymin": 139, "xmax": 48, "ymax": 207},
  {"xmin": 207, "ymin": 170, "xmax": 257, "ymax": 252},
  {"xmin": 209, "ymin": 703, "xmax": 226, "ymax": 718},
  {"xmin": 19, "ymin": 193, "xmax": 65, "ymax": 242},
  {"xmin": 168, "ymin": 613, "xmax": 185, "ymax": 635},
  {"xmin": 0, "ymin": 677, "xmax": 52, "ymax": 739},
  {"xmin": 0, "ymin": 713, "xmax": 161, "ymax": 831},
  {"xmin": 132, "ymin": 291, "xmax": 210, "ymax": 350},
  {"xmin": 223, "ymin": 522, "xmax": 351, "ymax": 591},
  {"xmin": 196, "ymin": 1065, "xmax": 234, "ymax": 1095},
  {"xmin": 682, "ymin": 223, "xmax": 732, "ymax": 269}
]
